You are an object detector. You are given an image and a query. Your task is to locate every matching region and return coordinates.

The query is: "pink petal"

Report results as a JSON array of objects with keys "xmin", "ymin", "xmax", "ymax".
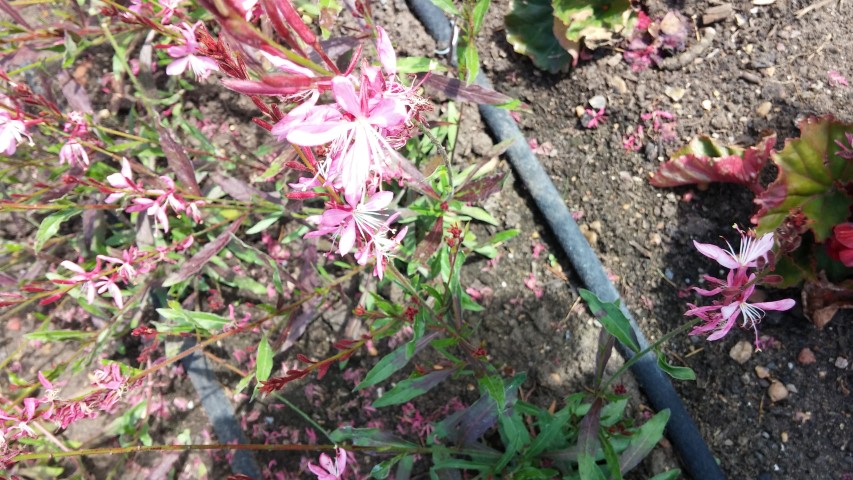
[
  {"xmin": 166, "ymin": 56, "xmax": 190, "ymax": 76},
  {"xmin": 363, "ymin": 190, "xmax": 393, "ymax": 210},
  {"xmin": 693, "ymin": 240, "xmax": 739, "ymax": 269},
  {"xmin": 331, "ymin": 76, "xmax": 362, "ymax": 118},
  {"xmin": 751, "ymin": 298, "xmax": 795, "ymax": 312},
  {"xmin": 286, "ymin": 121, "xmax": 350, "ymax": 147},
  {"xmin": 60, "ymin": 261, "xmax": 86, "ymax": 275},
  {"xmin": 334, "ymin": 447, "xmax": 347, "ymax": 474},
  {"xmin": 375, "ymin": 26, "xmax": 397, "ymax": 75},
  {"xmin": 367, "ymin": 98, "xmax": 406, "ymax": 128},
  {"xmin": 339, "ymin": 221, "xmax": 356, "ymax": 256}
]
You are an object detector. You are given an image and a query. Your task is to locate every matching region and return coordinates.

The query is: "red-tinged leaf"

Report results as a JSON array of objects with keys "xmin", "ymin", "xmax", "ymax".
[
  {"xmin": 413, "ymin": 217, "xmax": 444, "ymax": 264},
  {"xmin": 58, "ymin": 70, "xmax": 93, "ymax": 114},
  {"xmin": 333, "ymin": 339, "xmax": 357, "ymax": 350},
  {"xmin": 0, "ymin": 0, "xmax": 31, "ymax": 30},
  {"xmin": 454, "ymin": 171, "xmax": 507, "ymax": 202},
  {"xmin": 315, "ymin": 360, "xmax": 332, "ymax": 380},
  {"xmin": 649, "ymin": 134, "xmax": 775, "ymax": 194},
  {"xmin": 286, "ymin": 191, "xmax": 325, "ymax": 199},
  {"xmin": 421, "ymin": 74, "xmax": 514, "ymax": 105},
  {"xmin": 156, "ymin": 125, "xmax": 201, "ymax": 197},
  {"xmin": 578, "ymin": 398, "xmax": 603, "ymax": 456},
  {"xmin": 22, "ymin": 285, "xmax": 47, "ymax": 292},
  {"xmin": 260, "ymin": 73, "xmax": 323, "ymax": 88},
  {"xmin": 755, "ymin": 116, "xmax": 853, "ymax": 241},
  {"xmin": 296, "ymin": 353, "xmax": 315, "ymax": 364},
  {"xmin": 221, "ymin": 78, "xmax": 309, "ymax": 96},
  {"xmin": 39, "ymin": 293, "xmax": 64, "ymax": 306},
  {"xmin": 162, "ymin": 218, "xmax": 244, "ymax": 287},
  {"xmin": 802, "ymin": 275, "xmax": 853, "ymax": 329},
  {"xmin": 0, "ymin": 301, "xmax": 20, "ymax": 307}
]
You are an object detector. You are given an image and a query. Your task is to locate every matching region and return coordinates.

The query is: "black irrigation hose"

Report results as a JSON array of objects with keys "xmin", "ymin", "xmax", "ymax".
[
  {"xmin": 152, "ymin": 291, "xmax": 263, "ymax": 479},
  {"xmin": 404, "ymin": 1, "xmax": 726, "ymax": 478}
]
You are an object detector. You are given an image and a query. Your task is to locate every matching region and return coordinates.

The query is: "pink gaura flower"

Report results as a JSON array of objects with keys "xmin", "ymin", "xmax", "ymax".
[
  {"xmin": 98, "ymin": 247, "xmax": 139, "ymax": 283},
  {"xmin": 306, "ymin": 190, "xmax": 395, "ymax": 255},
  {"xmin": 687, "ymin": 277, "xmax": 794, "ymax": 347},
  {"xmin": 308, "ymin": 447, "xmax": 347, "ymax": 480},
  {"xmin": 105, "ymin": 158, "xmax": 142, "ymax": 203},
  {"xmin": 166, "ymin": 22, "xmax": 219, "ymax": 81},
  {"xmin": 95, "ymin": 276, "xmax": 124, "ymax": 309},
  {"xmin": 355, "ymin": 224, "xmax": 407, "ymax": 280},
  {"xmin": 693, "ymin": 230, "xmax": 774, "ymax": 270},
  {"xmin": 59, "ymin": 139, "xmax": 89, "ymax": 169},
  {"xmin": 0, "ymin": 110, "xmax": 31, "ymax": 155},
  {"xmin": 57, "ymin": 260, "xmax": 102, "ymax": 304}
]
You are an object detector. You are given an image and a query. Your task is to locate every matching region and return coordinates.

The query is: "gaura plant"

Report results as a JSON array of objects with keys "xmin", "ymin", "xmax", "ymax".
[
  {"xmin": 651, "ymin": 116, "xmax": 853, "ymax": 328},
  {"xmin": 0, "ymin": 0, "xmax": 690, "ymax": 477}
]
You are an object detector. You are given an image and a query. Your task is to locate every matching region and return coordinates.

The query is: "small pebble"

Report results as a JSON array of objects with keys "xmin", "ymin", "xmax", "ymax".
[
  {"xmin": 755, "ymin": 365, "xmax": 771, "ymax": 379},
  {"xmin": 756, "ymin": 101, "xmax": 772, "ymax": 117},
  {"xmin": 589, "ymin": 220, "xmax": 603, "ymax": 234},
  {"xmin": 589, "ymin": 95, "xmax": 607, "ymax": 109},
  {"xmin": 702, "ymin": 99, "xmax": 713, "ymax": 110},
  {"xmin": 781, "ymin": 432, "xmax": 789, "ymax": 443},
  {"xmin": 610, "ymin": 76, "xmax": 628, "ymax": 95},
  {"xmin": 768, "ymin": 381, "xmax": 788, "ymax": 402},
  {"xmin": 729, "ymin": 340, "xmax": 753, "ymax": 364},
  {"xmin": 665, "ymin": 86, "xmax": 686, "ymax": 101},
  {"xmin": 835, "ymin": 357, "xmax": 849, "ymax": 369},
  {"xmin": 797, "ymin": 347, "xmax": 816, "ymax": 365},
  {"xmin": 786, "ymin": 383, "xmax": 798, "ymax": 394},
  {"xmin": 575, "ymin": 105, "xmax": 585, "ymax": 117}
]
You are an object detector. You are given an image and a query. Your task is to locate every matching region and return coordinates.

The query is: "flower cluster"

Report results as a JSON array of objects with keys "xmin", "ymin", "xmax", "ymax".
[
  {"xmin": 272, "ymin": 27, "xmax": 426, "ymax": 278},
  {"xmin": 0, "ymin": 106, "xmax": 31, "ymax": 156},
  {"xmin": 686, "ymin": 228, "xmax": 795, "ymax": 349},
  {"xmin": 166, "ymin": 22, "xmax": 219, "ymax": 81},
  {"xmin": 1, "ymin": 366, "xmax": 138, "ymax": 469},
  {"xmin": 58, "ymin": 111, "xmax": 94, "ymax": 169},
  {"xmin": 104, "ymin": 158, "xmax": 203, "ymax": 233}
]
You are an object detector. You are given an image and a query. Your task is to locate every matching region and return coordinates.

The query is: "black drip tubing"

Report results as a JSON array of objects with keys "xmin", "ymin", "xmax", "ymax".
[{"xmin": 404, "ymin": 0, "xmax": 726, "ymax": 478}]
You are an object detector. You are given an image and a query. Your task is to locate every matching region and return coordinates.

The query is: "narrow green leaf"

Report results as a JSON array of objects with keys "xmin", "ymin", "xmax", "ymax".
[
  {"xmin": 479, "ymin": 375, "xmax": 505, "ymax": 415},
  {"xmin": 578, "ymin": 453, "xmax": 607, "ymax": 480},
  {"xmin": 256, "ymin": 335, "xmax": 273, "ymax": 382},
  {"xmin": 458, "ymin": 40, "xmax": 480, "ymax": 85},
  {"xmin": 618, "ymin": 409, "xmax": 670, "ymax": 474},
  {"xmin": 35, "ymin": 209, "xmax": 81, "ymax": 252},
  {"xmin": 578, "ymin": 289, "xmax": 639, "ymax": 352},
  {"xmin": 656, "ymin": 349, "xmax": 696, "ymax": 381},
  {"xmin": 26, "ymin": 330, "xmax": 96, "ymax": 342},
  {"xmin": 429, "ymin": 0, "xmax": 460, "ymax": 16},
  {"xmin": 356, "ymin": 332, "xmax": 438, "ymax": 391},
  {"xmin": 457, "ymin": 205, "xmax": 499, "ymax": 226},
  {"xmin": 246, "ymin": 215, "xmax": 281, "ymax": 235},
  {"xmin": 648, "ymin": 469, "xmax": 682, "ymax": 480},
  {"xmin": 396, "ymin": 56, "xmax": 447, "ymax": 74},
  {"xmin": 372, "ymin": 369, "xmax": 453, "ymax": 408},
  {"xmin": 471, "ymin": 0, "xmax": 491, "ymax": 35}
]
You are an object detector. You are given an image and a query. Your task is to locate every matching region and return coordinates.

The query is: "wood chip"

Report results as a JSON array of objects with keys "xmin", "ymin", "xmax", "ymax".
[{"xmin": 702, "ymin": 3, "xmax": 733, "ymax": 25}]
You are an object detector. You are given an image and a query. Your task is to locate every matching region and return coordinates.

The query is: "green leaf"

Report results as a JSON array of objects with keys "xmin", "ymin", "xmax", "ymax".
[
  {"xmin": 578, "ymin": 453, "xmax": 607, "ymax": 480},
  {"xmin": 618, "ymin": 409, "xmax": 670, "ymax": 474},
  {"xmin": 487, "ymin": 228, "xmax": 520, "ymax": 245},
  {"xmin": 578, "ymin": 289, "xmax": 639, "ymax": 352},
  {"xmin": 26, "ymin": 330, "xmax": 96, "ymax": 342},
  {"xmin": 372, "ymin": 369, "xmax": 454, "ymax": 408},
  {"xmin": 505, "ymin": 0, "xmax": 572, "ymax": 73},
  {"xmin": 524, "ymin": 408, "xmax": 570, "ymax": 459},
  {"xmin": 356, "ymin": 332, "xmax": 438, "ymax": 391},
  {"xmin": 756, "ymin": 116, "xmax": 853, "ymax": 241},
  {"xmin": 655, "ymin": 349, "xmax": 696, "ymax": 381},
  {"xmin": 246, "ymin": 215, "xmax": 282, "ymax": 235},
  {"xmin": 479, "ymin": 375, "xmax": 505, "ymax": 414},
  {"xmin": 458, "ymin": 39, "xmax": 480, "ymax": 85},
  {"xmin": 471, "ymin": 0, "xmax": 491, "ymax": 35},
  {"xmin": 35, "ymin": 209, "xmax": 81, "ymax": 253},
  {"xmin": 496, "ymin": 411, "xmax": 530, "ymax": 470},
  {"xmin": 396, "ymin": 56, "xmax": 447, "ymax": 74},
  {"xmin": 429, "ymin": 0, "xmax": 461, "ymax": 16},
  {"xmin": 648, "ymin": 470, "xmax": 682, "ymax": 480},
  {"xmin": 330, "ymin": 426, "xmax": 417, "ymax": 448},
  {"xmin": 256, "ymin": 335, "xmax": 273, "ymax": 382},
  {"xmin": 234, "ymin": 373, "xmax": 254, "ymax": 394},
  {"xmin": 552, "ymin": 0, "xmax": 634, "ymax": 61},
  {"xmin": 456, "ymin": 205, "xmax": 499, "ymax": 226}
]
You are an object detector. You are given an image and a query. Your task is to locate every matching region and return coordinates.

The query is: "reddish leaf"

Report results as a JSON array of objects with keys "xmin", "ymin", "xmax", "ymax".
[
  {"xmin": 162, "ymin": 218, "xmax": 244, "ymax": 287},
  {"xmin": 156, "ymin": 125, "xmax": 201, "ymax": 196},
  {"xmin": 421, "ymin": 74, "xmax": 514, "ymax": 105},
  {"xmin": 221, "ymin": 78, "xmax": 311, "ymax": 96},
  {"xmin": 802, "ymin": 275, "xmax": 853, "ymax": 329},
  {"xmin": 413, "ymin": 216, "xmax": 444, "ymax": 264},
  {"xmin": 649, "ymin": 134, "xmax": 775, "ymax": 194},
  {"xmin": 454, "ymin": 171, "xmax": 507, "ymax": 202}
]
